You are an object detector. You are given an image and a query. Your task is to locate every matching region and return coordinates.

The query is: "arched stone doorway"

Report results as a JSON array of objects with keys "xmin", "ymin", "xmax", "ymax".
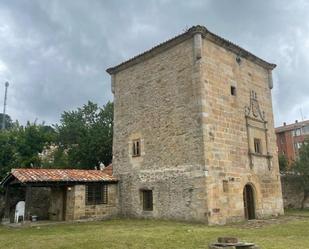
[{"xmin": 243, "ymin": 184, "xmax": 256, "ymax": 220}]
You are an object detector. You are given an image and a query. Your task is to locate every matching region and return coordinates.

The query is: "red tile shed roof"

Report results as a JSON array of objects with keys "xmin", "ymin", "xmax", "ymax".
[
  {"xmin": 102, "ymin": 164, "xmax": 113, "ymax": 176},
  {"xmin": 5, "ymin": 168, "xmax": 117, "ymax": 184}
]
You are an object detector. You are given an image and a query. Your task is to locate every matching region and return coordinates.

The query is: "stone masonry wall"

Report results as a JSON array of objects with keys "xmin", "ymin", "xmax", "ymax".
[
  {"xmin": 200, "ymin": 38, "xmax": 284, "ymax": 224},
  {"xmin": 68, "ymin": 184, "xmax": 118, "ymax": 221},
  {"xmin": 49, "ymin": 184, "xmax": 118, "ymax": 221},
  {"xmin": 113, "ymin": 38, "xmax": 208, "ymax": 222}
]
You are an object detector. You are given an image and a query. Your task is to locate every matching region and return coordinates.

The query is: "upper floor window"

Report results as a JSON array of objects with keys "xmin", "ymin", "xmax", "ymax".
[
  {"xmin": 293, "ymin": 128, "xmax": 301, "ymax": 136},
  {"xmin": 302, "ymin": 125, "xmax": 309, "ymax": 135},
  {"xmin": 132, "ymin": 139, "xmax": 141, "ymax": 157},
  {"xmin": 230, "ymin": 86, "xmax": 237, "ymax": 96},
  {"xmin": 86, "ymin": 184, "xmax": 108, "ymax": 205},
  {"xmin": 254, "ymin": 138, "xmax": 262, "ymax": 154},
  {"xmin": 223, "ymin": 180, "xmax": 229, "ymax": 193}
]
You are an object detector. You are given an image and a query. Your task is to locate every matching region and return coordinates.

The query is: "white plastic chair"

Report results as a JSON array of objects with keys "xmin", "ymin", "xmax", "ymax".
[{"xmin": 14, "ymin": 201, "xmax": 25, "ymax": 223}]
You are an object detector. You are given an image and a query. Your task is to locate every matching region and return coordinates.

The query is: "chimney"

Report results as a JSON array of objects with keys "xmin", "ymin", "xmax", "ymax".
[
  {"xmin": 283, "ymin": 122, "xmax": 286, "ymax": 126},
  {"xmin": 295, "ymin": 120, "xmax": 298, "ymax": 123},
  {"xmin": 99, "ymin": 162, "xmax": 105, "ymax": 170}
]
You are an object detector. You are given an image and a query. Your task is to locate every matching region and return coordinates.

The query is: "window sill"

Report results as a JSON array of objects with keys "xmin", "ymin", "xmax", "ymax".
[
  {"xmin": 249, "ymin": 152, "xmax": 273, "ymax": 158},
  {"xmin": 142, "ymin": 210, "xmax": 153, "ymax": 215},
  {"xmin": 85, "ymin": 203, "xmax": 108, "ymax": 206},
  {"xmin": 132, "ymin": 154, "xmax": 141, "ymax": 158}
]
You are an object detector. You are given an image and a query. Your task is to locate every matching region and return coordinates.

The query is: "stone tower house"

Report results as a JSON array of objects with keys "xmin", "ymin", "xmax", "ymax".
[{"xmin": 106, "ymin": 25, "xmax": 284, "ymax": 225}]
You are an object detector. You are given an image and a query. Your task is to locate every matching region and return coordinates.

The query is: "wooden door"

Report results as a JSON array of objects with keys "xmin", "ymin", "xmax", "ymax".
[
  {"xmin": 62, "ymin": 187, "xmax": 67, "ymax": 221},
  {"xmin": 243, "ymin": 184, "xmax": 255, "ymax": 220}
]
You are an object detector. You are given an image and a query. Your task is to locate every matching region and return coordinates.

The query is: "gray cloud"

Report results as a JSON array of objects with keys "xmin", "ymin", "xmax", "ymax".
[{"xmin": 0, "ymin": 0, "xmax": 308, "ymax": 126}]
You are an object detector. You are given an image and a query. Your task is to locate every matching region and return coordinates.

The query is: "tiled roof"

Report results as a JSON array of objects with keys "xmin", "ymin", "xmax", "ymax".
[
  {"xmin": 102, "ymin": 164, "xmax": 113, "ymax": 176},
  {"xmin": 6, "ymin": 168, "xmax": 117, "ymax": 184},
  {"xmin": 106, "ymin": 25, "xmax": 276, "ymax": 75},
  {"xmin": 275, "ymin": 120, "xmax": 309, "ymax": 133}
]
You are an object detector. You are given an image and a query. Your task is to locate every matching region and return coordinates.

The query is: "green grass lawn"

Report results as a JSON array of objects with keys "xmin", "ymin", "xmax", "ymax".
[
  {"xmin": 285, "ymin": 208, "xmax": 309, "ymax": 217},
  {"xmin": 1, "ymin": 212, "xmax": 309, "ymax": 249}
]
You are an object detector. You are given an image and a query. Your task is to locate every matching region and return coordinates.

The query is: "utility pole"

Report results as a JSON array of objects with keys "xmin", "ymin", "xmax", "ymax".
[{"xmin": 2, "ymin": 81, "xmax": 9, "ymax": 130}]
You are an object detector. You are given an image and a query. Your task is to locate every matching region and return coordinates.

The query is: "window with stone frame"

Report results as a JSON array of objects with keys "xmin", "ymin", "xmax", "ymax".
[
  {"xmin": 254, "ymin": 138, "xmax": 262, "ymax": 154},
  {"xmin": 141, "ymin": 189, "xmax": 153, "ymax": 211},
  {"xmin": 132, "ymin": 139, "xmax": 141, "ymax": 157},
  {"xmin": 86, "ymin": 184, "xmax": 108, "ymax": 205},
  {"xmin": 230, "ymin": 86, "xmax": 237, "ymax": 96},
  {"xmin": 223, "ymin": 180, "xmax": 229, "ymax": 192}
]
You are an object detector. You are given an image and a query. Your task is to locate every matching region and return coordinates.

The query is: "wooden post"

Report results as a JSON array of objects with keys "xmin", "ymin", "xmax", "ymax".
[
  {"xmin": 3, "ymin": 185, "xmax": 10, "ymax": 222},
  {"xmin": 24, "ymin": 185, "xmax": 32, "ymax": 221}
]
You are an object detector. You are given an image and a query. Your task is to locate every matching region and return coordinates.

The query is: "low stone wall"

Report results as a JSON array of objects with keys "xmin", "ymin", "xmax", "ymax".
[
  {"xmin": 281, "ymin": 175, "xmax": 309, "ymax": 209},
  {"xmin": 71, "ymin": 184, "xmax": 118, "ymax": 220}
]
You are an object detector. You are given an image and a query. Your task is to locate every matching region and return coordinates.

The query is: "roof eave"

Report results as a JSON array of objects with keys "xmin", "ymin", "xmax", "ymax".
[
  {"xmin": 0, "ymin": 173, "xmax": 14, "ymax": 187},
  {"xmin": 1, "ymin": 178, "xmax": 118, "ymax": 187},
  {"xmin": 205, "ymin": 31, "xmax": 276, "ymax": 71},
  {"xmin": 106, "ymin": 28, "xmax": 195, "ymax": 75},
  {"xmin": 106, "ymin": 25, "xmax": 276, "ymax": 75}
]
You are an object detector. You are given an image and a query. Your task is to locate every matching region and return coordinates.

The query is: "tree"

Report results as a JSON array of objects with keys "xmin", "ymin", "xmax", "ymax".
[
  {"xmin": 0, "ymin": 130, "xmax": 16, "ymax": 179},
  {"xmin": 278, "ymin": 154, "xmax": 289, "ymax": 172},
  {"xmin": 54, "ymin": 101, "xmax": 113, "ymax": 169},
  {"xmin": 0, "ymin": 113, "xmax": 13, "ymax": 130},
  {"xmin": 293, "ymin": 143, "xmax": 309, "ymax": 209},
  {"xmin": 0, "ymin": 122, "xmax": 56, "ymax": 180},
  {"xmin": 14, "ymin": 122, "xmax": 56, "ymax": 167}
]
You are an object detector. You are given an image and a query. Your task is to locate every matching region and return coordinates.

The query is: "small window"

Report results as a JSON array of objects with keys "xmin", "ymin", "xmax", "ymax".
[
  {"xmin": 223, "ymin": 180, "xmax": 229, "ymax": 192},
  {"xmin": 132, "ymin": 139, "xmax": 141, "ymax": 157},
  {"xmin": 142, "ymin": 190, "xmax": 153, "ymax": 211},
  {"xmin": 254, "ymin": 138, "xmax": 262, "ymax": 154},
  {"xmin": 294, "ymin": 128, "xmax": 301, "ymax": 136},
  {"xmin": 231, "ymin": 86, "xmax": 237, "ymax": 96},
  {"xmin": 86, "ymin": 184, "xmax": 108, "ymax": 205}
]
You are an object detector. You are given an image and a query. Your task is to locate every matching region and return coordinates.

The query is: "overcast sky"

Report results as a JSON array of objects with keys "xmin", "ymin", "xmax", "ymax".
[{"xmin": 0, "ymin": 0, "xmax": 308, "ymax": 127}]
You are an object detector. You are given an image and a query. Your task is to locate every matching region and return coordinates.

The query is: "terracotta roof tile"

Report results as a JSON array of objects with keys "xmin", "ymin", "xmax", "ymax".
[
  {"xmin": 102, "ymin": 164, "xmax": 113, "ymax": 176},
  {"xmin": 9, "ymin": 168, "xmax": 117, "ymax": 183}
]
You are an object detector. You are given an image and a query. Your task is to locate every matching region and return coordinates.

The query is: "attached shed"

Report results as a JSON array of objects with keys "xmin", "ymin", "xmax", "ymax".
[{"xmin": 1, "ymin": 168, "xmax": 118, "ymax": 223}]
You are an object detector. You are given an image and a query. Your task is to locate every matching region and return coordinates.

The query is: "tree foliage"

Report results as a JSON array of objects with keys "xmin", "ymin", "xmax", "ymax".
[
  {"xmin": 0, "ymin": 130, "xmax": 16, "ymax": 179},
  {"xmin": 278, "ymin": 154, "xmax": 289, "ymax": 172},
  {"xmin": 0, "ymin": 122, "xmax": 56, "ymax": 179},
  {"xmin": 0, "ymin": 101, "xmax": 113, "ymax": 181},
  {"xmin": 54, "ymin": 101, "xmax": 113, "ymax": 169},
  {"xmin": 293, "ymin": 143, "xmax": 309, "ymax": 209},
  {"xmin": 0, "ymin": 114, "xmax": 13, "ymax": 130}
]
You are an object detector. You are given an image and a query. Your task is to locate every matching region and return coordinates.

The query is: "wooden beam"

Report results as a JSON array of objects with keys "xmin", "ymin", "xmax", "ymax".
[
  {"xmin": 24, "ymin": 185, "xmax": 32, "ymax": 220},
  {"xmin": 4, "ymin": 185, "xmax": 10, "ymax": 221}
]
